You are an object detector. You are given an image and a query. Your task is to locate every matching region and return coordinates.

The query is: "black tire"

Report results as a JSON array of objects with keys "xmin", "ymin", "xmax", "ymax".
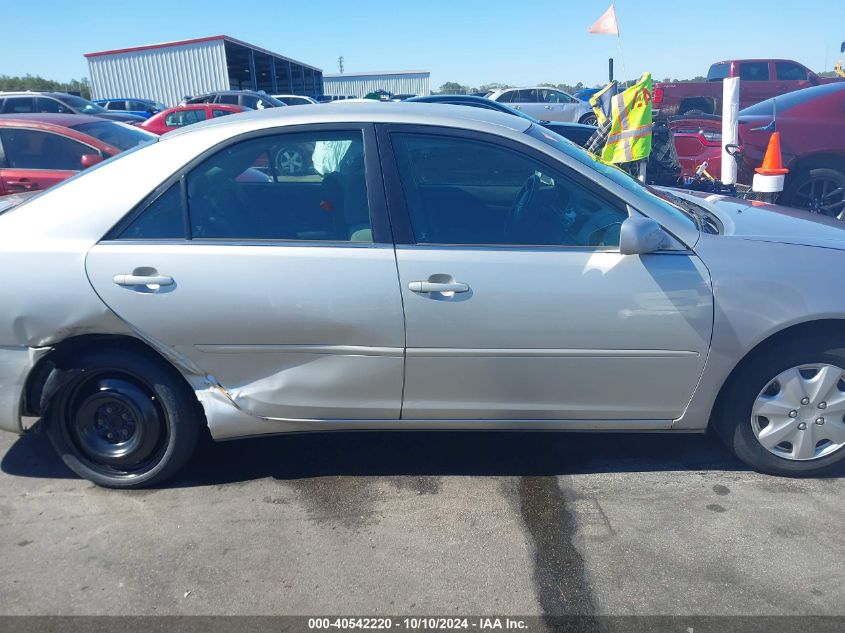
[
  {"xmin": 714, "ymin": 335, "xmax": 845, "ymax": 477},
  {"xmin": 46, "ymin": 348, "xmax": 199, "ymax": 488},
  {"xmin": 579, "ymin": 113, "xmax": 598, "ymax": 127},
  {"xmin": 780, "ymin": 166, "xmax": 845, "ymax": 219}
]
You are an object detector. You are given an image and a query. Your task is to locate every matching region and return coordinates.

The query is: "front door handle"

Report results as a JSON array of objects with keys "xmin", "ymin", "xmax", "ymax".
[
  {"xmin": 113, "ymin": 274, "xmax": 174, "ymax": 287},
  {"xmin": 409, "ymin": 281, "xmax": 469, "ymax": 294}
]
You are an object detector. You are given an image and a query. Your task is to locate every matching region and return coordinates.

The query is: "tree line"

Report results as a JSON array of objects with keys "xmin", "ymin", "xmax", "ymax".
[{"xmin": 0, "ymin": 74, "xmax": 91, "ymax": 99}]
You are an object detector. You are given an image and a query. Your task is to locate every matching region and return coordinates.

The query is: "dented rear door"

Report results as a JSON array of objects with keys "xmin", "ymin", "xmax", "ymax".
[{"xmin": 85, "ymin": 123, "xmax": 405, "ymax": 421}]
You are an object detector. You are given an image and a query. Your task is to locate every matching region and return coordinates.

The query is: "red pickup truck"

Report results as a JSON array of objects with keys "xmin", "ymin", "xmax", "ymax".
[{"xmin": 653, "ymin": 59, "xmax": 841, "ymax": 118}]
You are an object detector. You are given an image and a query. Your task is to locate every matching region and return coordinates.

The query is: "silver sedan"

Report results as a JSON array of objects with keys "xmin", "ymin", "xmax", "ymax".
[{"xmin": 2, "ymin": 103, "xmax": 845, "ymax": 487}]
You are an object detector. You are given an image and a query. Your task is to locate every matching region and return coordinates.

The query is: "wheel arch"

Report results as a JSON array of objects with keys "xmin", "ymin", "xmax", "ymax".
[
  {"xmin": 22, "ymin": 334, "xmax": 202, "ymax": 421},
  {"xmin": 709, "ymin": 318, "xmax": 845, "ymax": 427},
  {"xmin": 678, "ymin": 97, "xmax": 716, "ymax": 115},
  {"xmin": 785, "ymin": 152, "xmax": 845, "ymax": 175}
]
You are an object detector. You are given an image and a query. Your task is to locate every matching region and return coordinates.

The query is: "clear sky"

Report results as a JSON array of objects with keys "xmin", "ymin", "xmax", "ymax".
[{"xmin": 2, "ymin": 0, "xmax": 841, "ymax": 89}]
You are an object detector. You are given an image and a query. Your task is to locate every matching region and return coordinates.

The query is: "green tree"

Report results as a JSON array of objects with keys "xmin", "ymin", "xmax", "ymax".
[
  {"xmin": 0, "ymin": 74, "xmax": 91, "ymax": 99},
  {"xmin": 438, "ymin": 81, "xmax": 470, "ymax": 94}
]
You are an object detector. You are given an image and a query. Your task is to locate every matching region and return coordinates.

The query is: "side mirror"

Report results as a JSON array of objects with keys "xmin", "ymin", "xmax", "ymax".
[
  {"xmin": 619, "ymin": 215, "xmax": 669, "ymax": 255},
  {"xmin": 80, "ymin": 154, "xmax": 103, "ymax": 169}
]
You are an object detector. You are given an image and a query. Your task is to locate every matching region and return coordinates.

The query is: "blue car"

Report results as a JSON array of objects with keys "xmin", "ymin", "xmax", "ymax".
[
  {"xmin": 573, "ymin": 88, "xmax": 601, "ymax": 102},
  {"xmin": 93, "ymin": 98, "xmax": 166, "ymax": 119},
  {"xmin": 405, "ymin": 94, "xmax": 597, "ymax": 147}
]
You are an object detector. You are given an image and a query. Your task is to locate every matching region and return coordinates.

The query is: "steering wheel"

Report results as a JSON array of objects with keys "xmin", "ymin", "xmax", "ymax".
[{"xmin": 506, "ymin": 173, "xmax": 542, "ymax": 240}]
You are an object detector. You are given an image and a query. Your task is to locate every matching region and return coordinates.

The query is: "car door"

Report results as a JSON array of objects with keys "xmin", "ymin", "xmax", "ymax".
[
  {"xmin": 513, "ymin": 89, "xmax": 544, "ymax": 118},
  {"xmin": 538, "ymin": 89, "xmax": 580, "ymax": 122},
  {"xmin": 0, "ymin": 127, "xmax": 91, "ymax": 193},
  {"xmin": 379, "ymin": 125, "xmax": 713, "ymax": 423},
  {"xmin": 85, "ymin": 124, "xmax": 406, "ymax": 421}
]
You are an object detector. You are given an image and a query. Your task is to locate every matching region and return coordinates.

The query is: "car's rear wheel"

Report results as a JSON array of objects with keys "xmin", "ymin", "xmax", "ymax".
[
  {"xmin": 46, "ymin": 348, "xmax": 199, "ymax": 488},
  {"xmin": 780, "ymin": 167, "xmax": 845, "ymax": 219},
  {"xmin": 715, "ymin": 337, "xmax": 845, "ymax": 476}
]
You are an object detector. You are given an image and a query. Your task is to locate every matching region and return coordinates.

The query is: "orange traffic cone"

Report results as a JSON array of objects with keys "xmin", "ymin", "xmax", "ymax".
[{"xmin": 755, "ymin": 132, "xmax": 789, "ymax": 175}]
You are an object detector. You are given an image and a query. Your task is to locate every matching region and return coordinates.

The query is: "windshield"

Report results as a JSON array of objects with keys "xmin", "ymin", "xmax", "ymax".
[
  {"xmin": 742, "ymin": 83, "xmax": 845, "ymax": 116},
  {"xmin": 525, "ymin": 124, "xmax": 697, "ymax": 231},
  {"xmin": 72, "ymin": 121, "xmax": 157, "ymax": 151},
  {"xmin": 55, "ymin": 94, "xmax": 108, "ymax": 114}
]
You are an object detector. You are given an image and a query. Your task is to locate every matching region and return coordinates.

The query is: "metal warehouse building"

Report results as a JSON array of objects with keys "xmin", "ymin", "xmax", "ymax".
[
  {"xmin": 322, "ymin": 70, "xmax": 430, "ymax": 98},
  {"xmin": 85, "ymin": 35, "xmax": 323, "ymax": 107}
]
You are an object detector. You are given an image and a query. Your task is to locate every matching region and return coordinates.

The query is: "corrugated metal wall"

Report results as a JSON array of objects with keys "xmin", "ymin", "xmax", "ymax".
[
  {"xmin": 88, "ymin": 40, "xmax": 230, "ymax": 106},
  {"xmin": 322, "ymin": 72, "xmax": 430, "ymax": 97}
]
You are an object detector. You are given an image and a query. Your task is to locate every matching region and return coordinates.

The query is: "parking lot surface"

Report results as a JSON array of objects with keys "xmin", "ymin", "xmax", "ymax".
[{"xmin": 1, "ymin": 426, "xmax": 844, "ymax": 617}]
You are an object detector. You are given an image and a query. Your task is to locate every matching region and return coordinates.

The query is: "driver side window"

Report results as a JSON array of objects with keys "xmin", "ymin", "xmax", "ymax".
[{"xmin": 391, "ymin": 133, "xmax": 627, "ymax": 248}]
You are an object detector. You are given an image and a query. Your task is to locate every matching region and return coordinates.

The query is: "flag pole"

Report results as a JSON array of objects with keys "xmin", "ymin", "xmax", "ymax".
[{"xmin": 614, "ymin": 6, "xmax": 630, "ymax": 88}]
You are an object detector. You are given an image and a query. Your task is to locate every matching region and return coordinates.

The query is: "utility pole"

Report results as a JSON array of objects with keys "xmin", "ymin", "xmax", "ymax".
[{"xmin": 338, "ymin": 56, "xmax": 344, "ymax": 74}]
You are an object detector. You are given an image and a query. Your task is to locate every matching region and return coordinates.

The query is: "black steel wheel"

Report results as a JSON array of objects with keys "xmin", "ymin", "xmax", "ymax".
[{"xmin": 46, "ymin": 347, "xmax": 199, "ymax": 488}]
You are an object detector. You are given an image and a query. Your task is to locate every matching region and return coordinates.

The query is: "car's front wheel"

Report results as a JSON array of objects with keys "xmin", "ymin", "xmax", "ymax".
[
  {"xmin": 715, "ymin": 337, "xmax": 845, "ymax": 476},
  {"xmin": 46, "ymin": 348, "xmax": 199, "ymax": 488}
]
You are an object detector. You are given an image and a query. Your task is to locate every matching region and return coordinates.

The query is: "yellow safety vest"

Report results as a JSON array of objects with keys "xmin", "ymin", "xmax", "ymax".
[{"xmin": 602, "ymin": 72, "xmax": 653, "ymax": 164}]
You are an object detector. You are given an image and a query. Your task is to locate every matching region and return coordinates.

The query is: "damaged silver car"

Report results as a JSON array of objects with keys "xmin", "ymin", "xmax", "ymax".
[{"xmin": 3, "ymin": 103, "xmax": 845, "ymax": 487}]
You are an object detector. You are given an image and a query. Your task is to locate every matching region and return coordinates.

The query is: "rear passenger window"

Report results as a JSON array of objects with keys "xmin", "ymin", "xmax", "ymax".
[
  {"xmin": 3, "ymin": 97, "xmax": 35, "ymax": 113},
  {"xmin": 107, "ymin": 101, "xmax": 127, "ymax": 111},
  {"xmin": 738, "ymin": 62, "xmax": 770, "ymax": 81},
  {"xmin": 186, "ymin": 131, "xmax": 371, "ymax": 241},
  {"xmin": 120, "ymin": 184, "xmax": 185, "ymax": 239}
]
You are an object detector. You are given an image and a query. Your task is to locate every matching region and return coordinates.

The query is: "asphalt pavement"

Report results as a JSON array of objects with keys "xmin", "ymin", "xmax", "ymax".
[{"xmin": 1, "ymin": 424, "xmax": 844, "ymax": 620}]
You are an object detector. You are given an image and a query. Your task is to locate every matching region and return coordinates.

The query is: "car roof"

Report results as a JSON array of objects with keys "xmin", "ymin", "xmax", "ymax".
[
  {"xmin": 94, "ymin": 98, "xmax": 156, "ymax": 102},
  {"xmin": 165, "ymin": 101, "xmax": 533, "ymax": 140},
  {"xmin": 0, "ymin": 112, "xmax": 107, "ymax": 126},
  {"xmin": 0, "ymin": 91, "xmax": 73, "ymax": 97},
  {"xmin": 0, "ymin": 116, "xmax": 118, "ymax": 151}
]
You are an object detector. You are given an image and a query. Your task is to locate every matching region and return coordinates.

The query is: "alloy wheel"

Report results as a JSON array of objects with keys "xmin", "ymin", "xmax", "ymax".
[{"xmin": 791, "ymin": 175, "xmax": 845, "ymax": 219}]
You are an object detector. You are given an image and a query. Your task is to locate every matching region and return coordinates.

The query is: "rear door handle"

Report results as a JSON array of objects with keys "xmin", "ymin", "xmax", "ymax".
[
  {"xmin": 409, "ymin": 281, "xmax": 469, "ymax": 293},
  {"xmin": 6, "ymin": 179, "xmax": 39, "ymax": 191},
  {"xmin": 113, "ymin": 274, "xmax": 174, "ymax": 287}
]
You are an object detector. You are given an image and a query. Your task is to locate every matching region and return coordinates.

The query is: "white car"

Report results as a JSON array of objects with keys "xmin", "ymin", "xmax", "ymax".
[
  {"xmin": 487, "ymin": 87, "xmax": 595, "ymax": 125},
  {"xmin": 272, "ymin": 95, "xmax": 320, "ymax": 106}
]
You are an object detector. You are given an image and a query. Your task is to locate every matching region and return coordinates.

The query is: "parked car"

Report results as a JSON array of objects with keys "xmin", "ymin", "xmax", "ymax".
[
  {"xmin": 654, "ymin": 59, "xmax": 842, "ymax": 118},
  {"xmin": 573, "ymin": 87, "xmax": 601, "ymax": 102},
  {"xmin": 272, "ymin": 95, "xmax": 319, "ymax": 106},
  {"xmin": 0, "ymin": 113, "xmax": 156, "ymax": 195},
  {"xmin": 183, "ymin": 91, "xmax": 285, "ymax": 110},
  {"xmin": 3, "ymin": 104, "xmax": 845, "ymax": 486},
  {"xmin": 406, "ymin": 94, "xmax": 597, "ymax": 146},
  {"xmin": 391, "ymin": 94, "xmax": 418, "ymax": 101},
  {"xmin": 0, "ymin": 92, "xmax": 145, "ymax": 123},
  {"xmin": 670, "ymin": 83, "xmax": 845, "ymax": 216},
  {"xmin": 140, "ymin": 104, "xmax": 247, "ymax": 135},
  {"xmin": 93, "ymin": 98, "xmax": 166, "ymax": 119},
  {"xmin": 487, "ymin": 87, "xmax": 595, "ymax": 124}
]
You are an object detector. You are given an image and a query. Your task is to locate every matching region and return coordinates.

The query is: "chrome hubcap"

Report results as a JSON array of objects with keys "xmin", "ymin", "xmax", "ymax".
[{"xmin": 751, "ymin": 363, "xmax": 845, "ymax": 461}]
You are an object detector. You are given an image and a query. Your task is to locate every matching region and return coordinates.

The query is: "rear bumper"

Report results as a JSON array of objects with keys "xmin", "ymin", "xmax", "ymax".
[{"xmin": 0, "ymin": 346, "xmax": 49, "ymax": 434}]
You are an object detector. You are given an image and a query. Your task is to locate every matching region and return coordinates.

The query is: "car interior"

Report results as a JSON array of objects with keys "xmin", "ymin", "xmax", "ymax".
[
  {"xmin": 391, "ymin": 134, "xmax": 626, "ymax": 247},
  {"xmin": 185, "ymin": 134, "xmax": 371, "ymax": 241}
]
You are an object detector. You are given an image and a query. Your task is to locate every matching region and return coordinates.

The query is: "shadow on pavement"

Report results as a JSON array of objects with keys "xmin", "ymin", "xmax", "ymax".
[{"xmin": 2, "ymin": 422, "xmax": 761, "ymax": 487}]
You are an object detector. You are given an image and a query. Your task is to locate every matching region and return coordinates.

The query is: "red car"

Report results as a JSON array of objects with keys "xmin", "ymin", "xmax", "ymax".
[
  {"xmin": 0, "ymin": 113, "xmax": 156, "ymax": 196},
  {"xmin": 671, "ymin": 83, "xmax": 845, "ymax": 216},
  {"xmin": 139, "ymin": 104, "xmax": 246, "ymax": 135}
]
